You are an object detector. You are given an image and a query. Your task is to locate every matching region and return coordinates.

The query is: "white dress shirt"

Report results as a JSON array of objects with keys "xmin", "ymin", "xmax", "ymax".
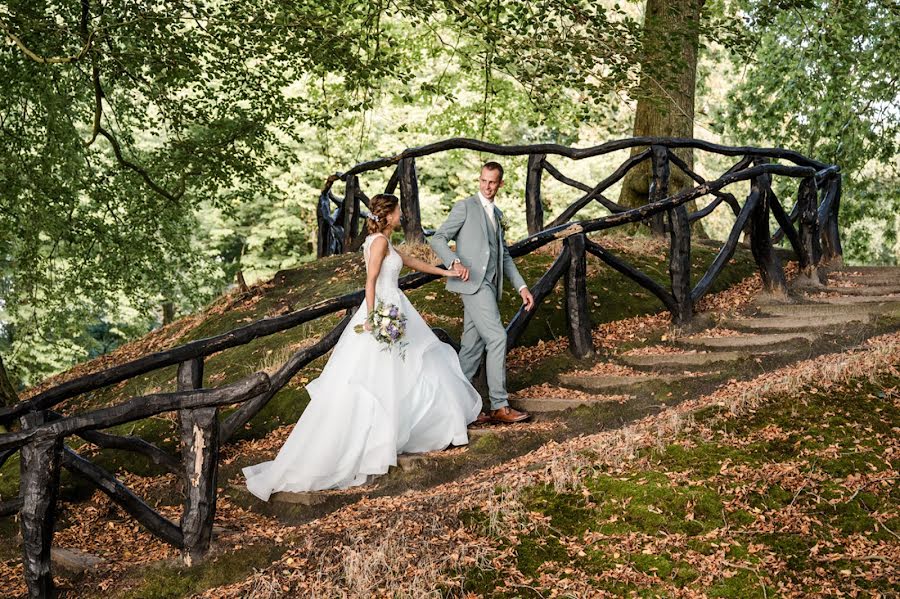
[{"xmin": 478, "ymin": 191, "xmax": 497, "ymax": 230}]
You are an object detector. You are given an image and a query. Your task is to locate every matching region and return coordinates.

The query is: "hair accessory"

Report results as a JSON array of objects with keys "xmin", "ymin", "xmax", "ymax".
[{"xmin": 366, "ymin": 213, "xmax": 380, "ymax": 222}]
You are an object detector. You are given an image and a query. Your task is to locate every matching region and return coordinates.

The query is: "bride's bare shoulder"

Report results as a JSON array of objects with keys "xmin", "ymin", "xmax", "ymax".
[{"xmin": 366, "ymin": 233, "xmax": 389, "ymax": 255}]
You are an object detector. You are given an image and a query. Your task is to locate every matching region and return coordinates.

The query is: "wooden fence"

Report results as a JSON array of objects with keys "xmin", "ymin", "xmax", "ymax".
[{"xmin": 0, "ymin": 136, "xmax": 840, "ymax": 597}]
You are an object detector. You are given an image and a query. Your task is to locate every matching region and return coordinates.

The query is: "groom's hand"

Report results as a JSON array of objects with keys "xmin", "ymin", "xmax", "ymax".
[
  {"xmin": 520, "ymin": 287, "xmax": 535, "ymax": 311},
  {"xmin": 452, "ymin": 260, "xmax": 470, "ymax": 281}
]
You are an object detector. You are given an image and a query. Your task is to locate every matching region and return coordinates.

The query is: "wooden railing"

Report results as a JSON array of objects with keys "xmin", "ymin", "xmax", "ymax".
[
  {"xmin": 319, "ymin": 137, "xmax": 842, "ymax": 318},
  {"xmin": 0, "ymin": 137, "xmax": 840, "ymax": 598}
]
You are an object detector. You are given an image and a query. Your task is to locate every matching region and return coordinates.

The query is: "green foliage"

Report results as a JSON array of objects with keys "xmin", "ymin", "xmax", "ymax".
[
  {"xmin": 716, "ymin": 0, "xmax": 900, "ymax": 264},
  {"xmin": 0, "ymin": 0, "xmax": 412, "ymax": 385}
]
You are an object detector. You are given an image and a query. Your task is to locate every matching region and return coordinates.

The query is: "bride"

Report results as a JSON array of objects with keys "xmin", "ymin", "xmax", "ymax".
[{"xmin": 243, "ymin": 193, "xmax": 483, "ymax": 499}]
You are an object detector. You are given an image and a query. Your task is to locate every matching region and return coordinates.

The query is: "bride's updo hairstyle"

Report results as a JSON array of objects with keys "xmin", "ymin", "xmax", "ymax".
[{"xmin": 366, "ymin": 193, "xmax": 400, "ymax": 235}]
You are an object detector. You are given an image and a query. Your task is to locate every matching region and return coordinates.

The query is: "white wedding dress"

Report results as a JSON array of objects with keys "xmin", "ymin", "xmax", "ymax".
[{"xmin": 243, "ymin": 233, "xmax": 482, "ymax": 499}]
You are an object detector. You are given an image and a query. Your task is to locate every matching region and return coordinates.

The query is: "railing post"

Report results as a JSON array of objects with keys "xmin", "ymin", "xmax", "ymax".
[
  {"xmin": 19, "ymin": 412, "xmax": 62, "ymax": 599},
  {"xmin": 668, "ymin": 204, "xmax": 693, "ymax": 324},
  {"xmin": 820, "ymin": 173, "xmax": 844, "ymax": 266},
  {"xmin": 648, "ymin": 146, "xmax": 669, "ymax": 236},
  {"xmin": 177, "ymin": 357, "xmax": 218, "ymax": 566},
  {"xmin": 564, "ymin": 234, "xmax": 595, "ymax": 358},
  {"xmin": 398, "ymin": 158, "xmax": 424, "ymax": 244},
  {"xmin": 384, "ymin": 165, "xmax": 400, "ymax": 195},
  {"xmin": 796, "ymin": 176, "xmax": 824, "ymax": 285},
  {"xmin": 316, "ymin": 188, "xmax": 335, "ymax": 258},
  {"xmin": 506, "ymin": 245, "xmax": 572, "ymax": 351},
  {"xmin": 749, "ymin": 163, "xmax": 788, "ymax": 297},
  {"xmin": 341, "ymin": 175, "xmax": 360, "ymax": 253},
  {"xmin": 525, "ymin": 154, "xmax": 545, "ymax": 235}
]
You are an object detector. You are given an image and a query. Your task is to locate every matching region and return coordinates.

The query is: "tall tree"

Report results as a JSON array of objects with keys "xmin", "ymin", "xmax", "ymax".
[{"xmin": 618, "ymin": 0, "xmax": 707, "ymax": 229}]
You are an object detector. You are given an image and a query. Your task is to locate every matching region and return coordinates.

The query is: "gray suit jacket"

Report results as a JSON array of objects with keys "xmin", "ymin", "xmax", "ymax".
[{"xmin": 429, "ymin": 195, "xmax": 527, "ymax": 298}]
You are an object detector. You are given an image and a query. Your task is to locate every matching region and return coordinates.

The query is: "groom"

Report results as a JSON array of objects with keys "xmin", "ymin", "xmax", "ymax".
[{"xmin": 430, "ymin": 162, "xmax": 535, "ymax": 424}]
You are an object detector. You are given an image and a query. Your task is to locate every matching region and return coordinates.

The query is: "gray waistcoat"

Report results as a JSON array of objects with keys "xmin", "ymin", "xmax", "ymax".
[{"xmin": 484, "ymin": 220, "xmax": 499, "ymax": 288}]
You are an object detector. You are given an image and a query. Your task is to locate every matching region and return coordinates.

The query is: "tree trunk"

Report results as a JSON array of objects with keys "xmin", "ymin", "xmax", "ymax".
[
  {"xmin": 618, "ymin": 0, "xmax": 706, "ymax": 236},
  {"xmin": 0, "ymin": 354, "xmax": 17, "ymax": 408},
  {"xmin": 162, "ymin": 301, "xmax": 176, "ymax": 325},
  {"xmin": 525, "ymin": 154, "xmax": 545, "ymax": 235},
  {"xmin": 398, "ymin": 158, "xmax": 424, "ymax": 244},
  {"xmin": 235, "ymin": 270, "xmax": 250, "ymax": 294}
]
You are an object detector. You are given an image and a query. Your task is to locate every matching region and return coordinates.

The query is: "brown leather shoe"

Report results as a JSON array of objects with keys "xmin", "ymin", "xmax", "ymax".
[
  {"xmin": 469, "ymin": 411, "xmax": 492, "ymax": 427},
  {"xmin": 490, "ymin": 406, "xmax": 530, "ymax": 424}
]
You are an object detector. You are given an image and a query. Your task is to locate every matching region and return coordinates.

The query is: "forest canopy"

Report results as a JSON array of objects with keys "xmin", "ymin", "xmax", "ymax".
[{"xmin": 1, "ymin": 0, "xmax": 897, "ymax": 386}]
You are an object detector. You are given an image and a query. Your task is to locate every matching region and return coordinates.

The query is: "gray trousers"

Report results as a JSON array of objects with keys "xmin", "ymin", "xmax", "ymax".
[{"xmin": 458, "ymin": 281, "xmax": 509, "ymax": 410}]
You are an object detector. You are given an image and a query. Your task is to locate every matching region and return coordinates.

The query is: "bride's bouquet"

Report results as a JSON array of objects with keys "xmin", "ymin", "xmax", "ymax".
[{"xmin": 355, "ymin": 300, "xmax": 409, "ymax": 359}]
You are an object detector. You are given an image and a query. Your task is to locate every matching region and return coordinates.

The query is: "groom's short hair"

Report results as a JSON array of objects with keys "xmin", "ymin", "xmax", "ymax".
[{"xmin": 482, "ymin": 161, "xmax": 504, "ymax": 181}]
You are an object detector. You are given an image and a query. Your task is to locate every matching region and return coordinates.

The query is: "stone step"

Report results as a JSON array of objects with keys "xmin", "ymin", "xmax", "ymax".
[
  {"xmin": 679, "ymin": 332, "xmax": 817, "ymax": 349},
  {"xmin": 510, "ymin": 396, "xmax": 625, "ymax": 413},
  {"xmin": 467, "ymin": 420, "xmax": 561, "ymax": 438},
  {"xmin": 270, "ymin": 490, "xmax": 329, "ymax": 506},
  {"xmin": 397, "ymin": 453, "xmax": 436, "ymax": 471},
  {"xmin": 831, "ymin": 264, "xmax": 900, "ymax": 273},
  {"xmin": 821, "ymin": 285, "xmax": 900, "ymax": 296},
  {"xmin": 806, "ymin": 294, "xmax": 900, "ymax": 305},
  {"xmin": 757, "ymin": 302, "xmax": 900, "ymax": 318},
  {"xmin": 467, "ymin": 426, "xmax": 499, "ymax": 440},
  {"xmin": 52, "ymin": 547, "xmax": 104, "ymax": 578},
  {"xmin": 264, "ymin": 451, "xmax": 453, "ymax": 503},
  {"xmin": 557, "ymin": 372, "xmax": 697, "ymax": 391},
  {"xmin": 829, "ymin": 274, "xmax": 899, "ymax": 286},
  {"xmin": 619, "ymin": 351, "xmax": 747, "ymax": 369},
  {"xmin": 830, "ymin": 266, "xmax": 899, "ymax": 277},
  {"xmin": 723, "ymin": 313, "xmax": 871, "ymax": 331}
]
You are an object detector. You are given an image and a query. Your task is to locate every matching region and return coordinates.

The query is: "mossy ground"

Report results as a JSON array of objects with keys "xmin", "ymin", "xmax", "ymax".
[
  {"xmin": 114, "ymin": 542, "xmax": 286, "ymax": 599},
  {"xmin": 458, "ymin": 375, "xmax": 900, "ymax": 597}
]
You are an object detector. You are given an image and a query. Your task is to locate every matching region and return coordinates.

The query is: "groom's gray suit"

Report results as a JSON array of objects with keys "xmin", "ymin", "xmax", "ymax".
[{"xmin": 429, "ymin": 194, "xmax": 527, "ymax": 410}]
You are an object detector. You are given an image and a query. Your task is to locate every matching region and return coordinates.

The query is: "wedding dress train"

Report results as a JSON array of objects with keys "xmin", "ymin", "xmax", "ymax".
[{"xmin": 243, "ymin": 233, "xmax": 482, "ymax": 499}]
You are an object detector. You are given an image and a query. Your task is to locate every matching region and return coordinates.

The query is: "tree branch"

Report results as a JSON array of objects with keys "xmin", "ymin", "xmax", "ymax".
[
  {"xmin": 0, "ymin": 20, "xmax": 96, "ymax": 64},
  {"xmin": 97, "ymin": 127, "xmax": 185, "ymax": 203}
]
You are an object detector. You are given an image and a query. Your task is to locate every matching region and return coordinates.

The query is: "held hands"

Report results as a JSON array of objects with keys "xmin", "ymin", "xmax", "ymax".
[
  {"xmin": 447, "ymin": 261, "xmax": 532, "ymax": 311},
  {"xmin": 451, "ymin": 260, "xmax": 470, "ymax": 281},
  {"xmin": 520, "ymin": 287, "xmax": 535, "ymax": 311}
]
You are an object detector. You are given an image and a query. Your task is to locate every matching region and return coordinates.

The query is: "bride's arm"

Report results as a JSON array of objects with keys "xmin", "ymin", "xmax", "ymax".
[
  {"xmin": 398, "ymin": 250, "xmax": 458, "ymax": 277},
  {"xmin": 365, "ymin": 237, "xmax": 389, "ymax": 318}
]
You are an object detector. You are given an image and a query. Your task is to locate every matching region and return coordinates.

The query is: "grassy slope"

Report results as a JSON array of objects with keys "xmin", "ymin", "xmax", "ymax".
[
  {"xmin": 0, "ymin": 233, "xmax": 760, "ymax": 507},
  {"xmin": 460, "ymin": 375, "xmax": 900, "ymax": 597}
]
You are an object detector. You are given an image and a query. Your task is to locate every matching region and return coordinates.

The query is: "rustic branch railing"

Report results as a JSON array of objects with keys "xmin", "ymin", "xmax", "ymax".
[
  {"xmin": 1, "ymin": 136, "xmax": 840, "ymax": 598},
  {"xmin": 316, "ymin": 136, "xmax": 832, "ymax": 253}
]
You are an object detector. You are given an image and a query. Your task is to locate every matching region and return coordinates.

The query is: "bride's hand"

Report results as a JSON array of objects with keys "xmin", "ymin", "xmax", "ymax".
[
  {"xmin": 364, "ymin": 320, "xmax": 373, "ymax": 332},
  {"xmin": 445, "ymin": 268, "xmax": 461, "ymax": 278}
]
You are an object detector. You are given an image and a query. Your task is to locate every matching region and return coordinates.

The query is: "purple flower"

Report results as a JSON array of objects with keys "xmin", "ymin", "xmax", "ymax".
[{"xmin": 389, "ymin": 306, "xmax": 399, "ymax": 318}]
